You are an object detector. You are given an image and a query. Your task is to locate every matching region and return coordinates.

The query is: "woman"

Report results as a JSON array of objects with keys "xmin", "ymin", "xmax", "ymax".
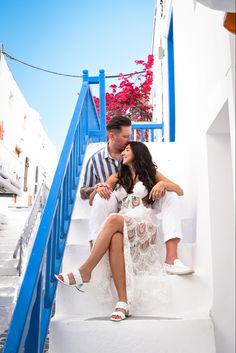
[{"xmin": 55, "ymin": 142, "xmax": 183, "ymax": 321}]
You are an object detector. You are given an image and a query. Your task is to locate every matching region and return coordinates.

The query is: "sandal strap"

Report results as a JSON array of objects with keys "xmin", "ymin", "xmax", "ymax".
[
  {"xmin": 72, "ymin": 270, "xmax": 83, "ymax": 285},
  {"xmin": 111, "ymin": 311, "xmax": 126, "ymax": 320},
  {"xmin": 115, "ymin": 301, "xmax": 129, "ymax": 312},
  {"xmin": 57, "ymin": 270, "xmax": 83, "ymax": 286}
]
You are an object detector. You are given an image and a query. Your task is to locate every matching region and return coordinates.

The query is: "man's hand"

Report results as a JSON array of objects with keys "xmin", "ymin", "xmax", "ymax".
[
  {"xmin": 95, "ymin": 183, "xmax": 113, "ymax": 199},
  {"xmin": 149, "ymin": 181, "xmax": 167, "ymax": 201}
]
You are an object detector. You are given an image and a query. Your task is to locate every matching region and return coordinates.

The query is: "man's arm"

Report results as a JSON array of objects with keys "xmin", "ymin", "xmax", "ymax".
[
  {"xmin": 80, "ymin": 158, "xmax": 96, "ymax": 199},
  {"xmin": 80, "ymin": 186, "xmax": 95, "ymax": 200}
]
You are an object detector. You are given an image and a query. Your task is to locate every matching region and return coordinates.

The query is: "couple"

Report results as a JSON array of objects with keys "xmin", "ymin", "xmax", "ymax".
[{"xmin": 55, "ymin": 116, "xmax": 193, "ymax": 322}]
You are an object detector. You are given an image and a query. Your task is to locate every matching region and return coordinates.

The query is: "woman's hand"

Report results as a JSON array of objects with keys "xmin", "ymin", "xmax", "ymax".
[
  {"xmin": 95, "ymin": 183, "xmax": 113, "ymax": 199},
  {"xmin": 149, "ymin": 181, "xmax": 167, "ymax": 201}
]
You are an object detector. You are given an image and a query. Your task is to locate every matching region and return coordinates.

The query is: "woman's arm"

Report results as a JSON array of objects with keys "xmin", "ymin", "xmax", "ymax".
[
  {"xmin": 89, "ymin": 173, "xmax": 119, "ymax": 205},
  {"xmin": 149, "ymin": 171, "xmax": 184, "ymax": 201},
  {"xmin": 106, "ymin": 173, "xmax": 119, "ymax": 189},
  {"xmin": 156, "ymin": 171, "xmax": 184, "ymax": 195}
]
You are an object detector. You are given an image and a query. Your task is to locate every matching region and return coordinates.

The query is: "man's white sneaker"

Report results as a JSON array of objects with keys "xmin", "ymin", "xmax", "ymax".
[{"xmin": 164, "ymin": 259, "xmax": 194, "ymax": 275}]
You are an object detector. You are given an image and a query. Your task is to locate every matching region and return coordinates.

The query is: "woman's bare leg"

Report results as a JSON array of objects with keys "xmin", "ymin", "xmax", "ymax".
[
  {"xmin": 109, "ymin": 232, "xmax": 127, "ymax": 303},
  {"xmin": 109, "ymin": 231, "xmax": 128, "ymax": 318},
  {"xmin": 64, "ymin": 215, "xmax": 124, "ymax": 284}
]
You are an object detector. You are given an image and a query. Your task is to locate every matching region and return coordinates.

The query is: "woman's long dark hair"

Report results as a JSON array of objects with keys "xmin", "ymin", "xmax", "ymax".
[{"xmin": 118, "ymin": 141, "xmax": 157, "ymax": 202}]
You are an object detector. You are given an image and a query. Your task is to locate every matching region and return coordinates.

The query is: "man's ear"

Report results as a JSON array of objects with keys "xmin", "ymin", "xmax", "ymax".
[{"xmin": 108, "ymin": 131, "xmax": 115, "ymax": 141}]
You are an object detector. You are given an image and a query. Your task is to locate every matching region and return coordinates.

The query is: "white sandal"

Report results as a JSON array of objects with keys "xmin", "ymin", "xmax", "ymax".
[
  {"xmin": 55, "ymin": 270, "xmax": 84, "ymax": 292},
  {"xmin": 110, "ymin": 301, "xmax": 131, "ymax": 322}
]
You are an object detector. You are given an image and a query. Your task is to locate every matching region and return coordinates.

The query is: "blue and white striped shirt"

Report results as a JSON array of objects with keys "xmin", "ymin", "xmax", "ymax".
[{"xmin": 82, "ymin": 144, "xmax": 121, "ymax": 187}]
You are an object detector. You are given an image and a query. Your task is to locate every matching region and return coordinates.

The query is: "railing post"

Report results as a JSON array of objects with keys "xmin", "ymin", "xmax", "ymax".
[
  {"xmin": 24, "ymin": 273, "xmax": 43, "ymax": 353},
  {"xmin": 99, "ymin": 69, "xmax": 106, "ymax": 142},
  {"xmin": 83, "ymin": 69, "xmax": 89, "ymax": 82}
]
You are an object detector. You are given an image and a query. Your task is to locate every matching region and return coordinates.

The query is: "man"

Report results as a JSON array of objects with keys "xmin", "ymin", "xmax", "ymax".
[{"xmin": 80, "ymin": 116, "xmax": 193, "ymax": 275}]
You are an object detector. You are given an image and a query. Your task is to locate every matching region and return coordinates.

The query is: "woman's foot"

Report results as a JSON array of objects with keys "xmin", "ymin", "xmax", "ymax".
[
  {"xmin": 110, "ymin": 301, "xmax": 130, "ymax": 322},
  {"xmin": 55, "ymin": 268, "xmax": 91, "ymax": 291}
]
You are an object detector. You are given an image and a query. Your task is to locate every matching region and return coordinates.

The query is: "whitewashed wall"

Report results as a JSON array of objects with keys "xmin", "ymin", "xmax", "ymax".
[
  {"xmin": 0, "ymin": 53, "xmax": 58, "ymax": 207},
  {"xmin": 152, "ymin": 1, "xmax": 235, "ymax": 352}
]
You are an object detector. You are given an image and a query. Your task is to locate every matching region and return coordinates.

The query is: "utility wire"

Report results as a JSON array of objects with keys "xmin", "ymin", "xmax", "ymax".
[{"xmin": 1, "ymin": 49, "xmax": 145, "ymax": 79}]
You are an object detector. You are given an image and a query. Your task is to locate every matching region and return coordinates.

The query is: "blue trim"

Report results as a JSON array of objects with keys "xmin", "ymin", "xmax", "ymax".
[
  {"xmin": 99, "ymin": 69, "xmax": 106, "ymax": 142},
  {"xmin": 167, "ymin": 12, "xmax": 176, "ymax": 142}
]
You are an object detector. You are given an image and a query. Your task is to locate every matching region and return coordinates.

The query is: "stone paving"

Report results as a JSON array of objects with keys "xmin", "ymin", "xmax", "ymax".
[
  {"xmin": 0, "ymin": 330, "xmax": 49, "ymax": 352},
  {"xmin": 0, "ymin": 301, "xmax": 55, "ymax": 352}
]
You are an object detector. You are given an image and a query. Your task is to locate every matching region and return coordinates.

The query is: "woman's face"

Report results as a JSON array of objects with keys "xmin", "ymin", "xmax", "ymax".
[{"xmin": 121, "ymin": 144, "xmax": 134, "ymax": 166}]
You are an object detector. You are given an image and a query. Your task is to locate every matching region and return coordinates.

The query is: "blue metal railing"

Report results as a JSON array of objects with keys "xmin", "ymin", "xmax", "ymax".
[
  {"xmin": 131, "ymin": 122, "xmax": 164, "ymax": 142},
  {"xmin": 3, "ymin": 68, "xmax": 166, "ymax": 353},
  {"xmin": 3, "ymin": 70, "xmax": 106, "ymax": 353}
]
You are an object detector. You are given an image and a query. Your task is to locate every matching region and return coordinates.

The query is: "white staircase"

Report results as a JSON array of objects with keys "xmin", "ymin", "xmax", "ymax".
[
  {"xmin": 0, "ymin": 208, "xmax": 29, "ymax": 333},
  {"xmin": 49, "ymin": 142, "xmax": 216, "ymax": 353}
]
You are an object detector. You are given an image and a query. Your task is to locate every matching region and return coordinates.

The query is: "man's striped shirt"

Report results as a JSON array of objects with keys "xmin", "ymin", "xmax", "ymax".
[{"xmin": 82, "ymin": 144, "xmax": 120, "ymax": 187}]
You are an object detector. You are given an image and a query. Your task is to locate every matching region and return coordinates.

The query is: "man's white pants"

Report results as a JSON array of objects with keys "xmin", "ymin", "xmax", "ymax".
[{"xmin": 88, "ymin": 191, "xmax": 183, "ymax": 242}]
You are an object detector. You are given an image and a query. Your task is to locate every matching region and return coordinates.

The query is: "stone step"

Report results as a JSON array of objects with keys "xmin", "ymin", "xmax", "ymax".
[
  {"xmin": 0, "ymin": 266, "xmax": 18, "ymax": 276},
  {"xmin": 0, "ymin": 286, "xmax": 17, "ymax": 296},
  {"xmin": 0, "ymin": 238, "xmax": 18, "ymax": 247},
  {"xmin": 71, "ymin": 197, "xmax": 91, "ymax": 220},
  {"xmin": 0, "ymin": 294, "xmax": 15, "ymax": 307},
  {"xmin": 55, "ymin": 243, "xmax": 204, "ymax": 317},
  {"xmin": 0, "ymin": 307, "xmax": 10, "ymax": 334},
  {"xmin": 67, "ymin": 218, "xmax": 89, "ymax": 245},
  {"xmin": 0, "ymin": 224, "xmax": 24, "ymax": 231},
  {"xmin": 0, "ymin": 276, "xmax": 20, "ymax": 287},
  {"xmin": 56, "ymin": 272, "xmax": 207, "ymax": 318},
  {"xmin": 49, "ymin": 313, "xmax": 216, "ymax": 353},
  {"xmin": 0, "ymin": 252, "xmax": 15, "ymax": 260},
  {"xmin": 0, "ymin": 259, "xmax": 18, "ymax": 268},
  {"xmin": 0, "ymin": 245, "xmax": 17, "ymax": 252},
  {"xmin": 0, "ymin": 230, "xmax": 21, "ymax": 237}
]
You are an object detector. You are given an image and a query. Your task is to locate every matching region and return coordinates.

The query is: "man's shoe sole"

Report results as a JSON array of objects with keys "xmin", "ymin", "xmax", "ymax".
[{"xmin": 165, "ymin": 269, "xmax": 195, "ymax": 275}]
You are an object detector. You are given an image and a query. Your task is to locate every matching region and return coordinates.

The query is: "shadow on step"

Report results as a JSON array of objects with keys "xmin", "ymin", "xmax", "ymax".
[{"xmin": 85, "ymin": 316, "xmax": 182, "ymax": 321}]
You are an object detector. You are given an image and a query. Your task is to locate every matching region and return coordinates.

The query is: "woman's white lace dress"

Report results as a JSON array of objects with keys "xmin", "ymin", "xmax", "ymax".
[{"xmin": 91, "ymin": 181, "xmax": 169, "ymax": 312}]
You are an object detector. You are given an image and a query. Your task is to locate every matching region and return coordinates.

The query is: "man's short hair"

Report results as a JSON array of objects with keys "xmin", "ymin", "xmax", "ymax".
[{"xmin": 106, "ymin": 116, "xmax": 131, "ymax": 132}]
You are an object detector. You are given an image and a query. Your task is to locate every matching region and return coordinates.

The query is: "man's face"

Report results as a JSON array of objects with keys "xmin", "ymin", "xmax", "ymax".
[{"xmin": 109, "ymin": 126, "xmax": 131, "ymax": 152}]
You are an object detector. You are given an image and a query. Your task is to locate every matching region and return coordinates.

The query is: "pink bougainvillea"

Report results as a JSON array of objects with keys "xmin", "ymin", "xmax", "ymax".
[{"xmin": 94, "ymin": 54, "xmax": 154, "ymax": 124}]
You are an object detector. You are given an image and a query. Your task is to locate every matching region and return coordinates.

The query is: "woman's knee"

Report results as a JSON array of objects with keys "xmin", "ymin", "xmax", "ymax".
[{"xmin": 106, "ymin": 214, "xmax": 124, "ymax": 229}]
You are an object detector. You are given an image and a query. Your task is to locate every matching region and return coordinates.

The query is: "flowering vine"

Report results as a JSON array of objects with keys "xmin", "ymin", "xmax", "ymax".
[{"xmin": 94, "ymin": 54, "xmax": 154, "ymax": 123}]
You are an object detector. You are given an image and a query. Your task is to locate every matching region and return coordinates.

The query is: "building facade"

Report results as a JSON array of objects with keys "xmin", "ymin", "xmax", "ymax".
[
  {"xmin": 152, "ymin": 1, "xmax": 235, "ymax": 352},
  {"xmin": 0, "ymin": 53, "xmax": 58, "ymax": 208}
]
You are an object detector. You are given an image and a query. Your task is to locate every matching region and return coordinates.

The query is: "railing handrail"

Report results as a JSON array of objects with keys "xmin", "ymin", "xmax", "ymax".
[
  {"xmin": 3, "ymin": 70, "xmax": 105, "ymax": 353},
  {"xmin": 13, "ymin": 182, "xmax": 49, "ymax": 276},
  {"xmin": 131, "ymin": 121, "xmax": 164, "ymax": 142}
]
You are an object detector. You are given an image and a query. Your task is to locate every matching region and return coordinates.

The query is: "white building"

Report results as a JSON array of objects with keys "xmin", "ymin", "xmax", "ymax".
[
  {"xmin": 0, "ymin": 52, "xmax": 58, "ymax": 334},
  {"xmin": 152, "ymin": 1, "xmax": 235, "ymax": 352},
  {"xmin": 0, "ymin": 52, "xmax": 58, "ymax": 208}
]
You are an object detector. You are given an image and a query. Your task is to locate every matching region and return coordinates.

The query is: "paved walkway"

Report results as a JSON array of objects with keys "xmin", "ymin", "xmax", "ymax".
[{"xmin": 0, "ymin": 330, "xmax": 49, "ymax": 352}]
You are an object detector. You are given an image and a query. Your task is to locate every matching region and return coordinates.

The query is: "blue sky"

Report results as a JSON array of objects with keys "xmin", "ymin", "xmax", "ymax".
[{"xmin": 0, "ymin": 0, "xmax": 155, "ymax": 153}]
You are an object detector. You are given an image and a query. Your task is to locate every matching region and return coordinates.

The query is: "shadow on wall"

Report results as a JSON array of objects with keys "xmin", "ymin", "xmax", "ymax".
[{"xmin": 206, "ymin": 99, "xmax": 235, "ymax": 353}]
